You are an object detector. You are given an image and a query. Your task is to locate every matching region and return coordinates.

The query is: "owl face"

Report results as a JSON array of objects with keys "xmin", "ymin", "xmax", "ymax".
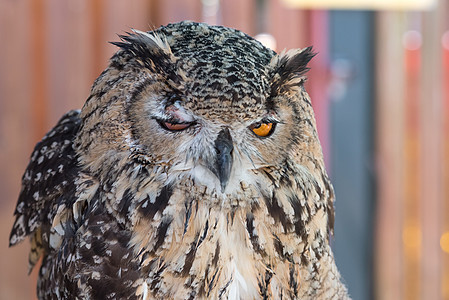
[
  {"xmin": 129, "ymin": 91, "xmax": 283, "ymax": 195},
  {"xmin": 78, "ymin": 21, "xmax": 318, "ymax": 202}
]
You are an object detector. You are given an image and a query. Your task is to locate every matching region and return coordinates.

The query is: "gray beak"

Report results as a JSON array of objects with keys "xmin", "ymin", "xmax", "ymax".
[{"xmin": 212, "ymin": 128, "xmax": 233, "ymax": 193}]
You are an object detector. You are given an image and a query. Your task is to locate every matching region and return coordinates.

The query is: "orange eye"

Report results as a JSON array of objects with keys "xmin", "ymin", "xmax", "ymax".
[
  {"xmin": 162, "ymin": 122, "xmax": 191, "ymax": 131},
  {"xmin": 250, "ymin": 122, "xmax": 275, "ymax": 137}
]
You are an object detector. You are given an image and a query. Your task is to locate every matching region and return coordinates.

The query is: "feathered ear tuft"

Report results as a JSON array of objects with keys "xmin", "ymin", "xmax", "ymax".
[
  {"xmin": 110, "ymin": 30, "xmax": 182, "ymax": 82},
  {"xmin": 270, "ymin": 46, "xmax": 316, "ymax": 96}
]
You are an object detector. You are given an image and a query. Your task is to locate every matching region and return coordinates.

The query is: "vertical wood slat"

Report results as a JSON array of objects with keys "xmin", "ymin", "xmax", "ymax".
[
  {"xmin": 47, "ymin": 0, "xmax": 74, "ymax": 120},
  {"xmin": 151, "ymin": 0, "xmax": 202, "ymax": 28},
  {"xmin": 267, "ymin": 0, "xmax": 308, "ymax": 51},
  {"xmin": 420, "ymin": 5, "xmax": 445, "ymax": 299},
  {"xmin": 47, "ymin": 0, "xmax": 93, "ymax": 124},
  {"xmin": 29, "ymin": 1, "xmax": 49, "ymax": 299},
  {"xmin": 440, "ymin": 7, "xmax": 449, "ymax": 300},
  {"xmin": 306, "ymin": 10, "xmax": 331, "ymax": 165},
  {"xmin": 91, "ymin": 0, "xmax": 106, "ymax": 79},
  {"xmin": 402, "ymin": 18, "xmax": 422, "ymax": 300},
  {"xmin": 374, "ymin": 11, "xmax": 405, "ymax": 300},
  {"xmin": 265, "ymin": 4, "xmax": 332, "ymax": 161},
  {"xmin": 220, "ymin": 0, "xmax": 256, "ymax": 35},
  {"xmin": 31, "ymin": 0, "xmax": 49, "ymax": 142},
  {"xmin": 0, "ymin": 1, "xmax": 35, "ymax": 299},
  {"xmin": 442, "ymin": 28, "xmax": 449, "ymax": 300},
  {"xmin": 105, "ymin": 0, "xmax": 153, "ymax": 54},
  {"xmin": 442, "ymin": 2, "xmax": 449, "ymax": 297}
]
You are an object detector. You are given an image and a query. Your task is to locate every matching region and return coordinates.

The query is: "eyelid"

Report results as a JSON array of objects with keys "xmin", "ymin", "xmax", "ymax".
[
  {"xmin": 261, "ymin": 116, "xmax": 280, "ymax": 124},
  {"xmin": 251, "ymin": 117, "xmax": 280, "ymax": 127},
  {"xmin": 157, "ymin": 119, "xmax": 194, "ymax": 131}
]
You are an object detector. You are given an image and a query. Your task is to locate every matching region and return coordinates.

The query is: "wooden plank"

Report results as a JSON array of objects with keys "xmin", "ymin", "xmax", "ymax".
[
  {"xmin": 306, "ymin": 10, "xmax": 331, "ymax": 166},
  {"xmin": 105, "ymin": 0, "xmax": 153, "ymax": 57},
  {"xmin": 441, "ymin": 3, "xmax": 449, "ymax": 298},
  {"xmin": 374, "ymin": 11, "xmax": 405, "ymax": 300},
  {"xmin": 220, "ymin": 0, "xmax": 256, "ymax": 35},
  {"xmin": 266, "ymin": 0, "xmax": 308, "ymax": 51},
  {"xmin": 419, "ymin": 4, "xmax": 446, "ymax": 299},
  {"xmin": 47, "ymin": 0, "xmax": 71, "ymax": 120},
  {"xmin": 442, "ymin": 28, "xmax": 449, "ymax": 299},
  {"xmin": 402, "ymin": 16, "xmax": 423, "ymax": 300},
  {"xmin": 31, "ymin": 0, "xmax": 49, "ymax": 141},
  {"xmin": 45, "ymin": 0, "xmax": 91, "ymax": 123},
  {"xmin": 90, "ymin": 0, "xmax": 105, "ymax": 79},
  {"xmin": 0, "ymin": 1, "xmax": 36, "ymax": 299},
  {"xmin": 151, "ymin": 0, "xmax": 202, "ymax": 28},
  {"xmin": 26, "ymin": 0, "xmax": 48, "ymax": 299}
]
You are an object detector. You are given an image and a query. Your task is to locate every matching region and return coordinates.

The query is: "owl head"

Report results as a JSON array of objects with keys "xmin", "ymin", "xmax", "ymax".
[
  {"xmin": 75, "ymin": 21, "xmax": 327, "ymax": 212},
  {"xmin": 71, "ymin": 23, "xmax": 341, "ymax": 298}
]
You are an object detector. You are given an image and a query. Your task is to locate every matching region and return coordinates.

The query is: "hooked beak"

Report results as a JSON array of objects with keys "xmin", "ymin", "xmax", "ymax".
[{"xmin": 212, "ymin": 128, "xmax": 233, "ymax": 193}]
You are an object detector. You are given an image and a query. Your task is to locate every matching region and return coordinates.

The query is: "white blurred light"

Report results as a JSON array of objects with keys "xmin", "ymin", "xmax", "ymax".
[
  {"xmin": 255, "ymin": 33, "xmax": 277, "ymax": 51},
  {"xmin": 281, "ymin": 0, "xmax": 437, "ymax": 10},
  {"xmin": 402, "ymin": 30, "xmax": 422, "ymax": 51}
]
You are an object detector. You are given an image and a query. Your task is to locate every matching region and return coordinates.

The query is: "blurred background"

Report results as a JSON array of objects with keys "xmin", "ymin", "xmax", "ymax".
[{"xmin": 0, "ymin": 0, "xmax": 448, "ymax": 299}]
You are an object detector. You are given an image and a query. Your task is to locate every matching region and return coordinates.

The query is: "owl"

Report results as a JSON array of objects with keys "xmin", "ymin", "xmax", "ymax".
[{"xmin": 10, "ymin": 21, "xmax": 349, "ymax": 299}]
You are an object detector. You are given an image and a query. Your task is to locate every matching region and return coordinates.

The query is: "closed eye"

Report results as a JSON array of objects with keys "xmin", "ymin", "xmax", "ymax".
[{"xmin": 158, "ymin": 121, "xmax": 193, "ymax": 131}]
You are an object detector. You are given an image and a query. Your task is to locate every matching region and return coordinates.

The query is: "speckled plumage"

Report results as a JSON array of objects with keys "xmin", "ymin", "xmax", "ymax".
[{"xmin": 10, "ymin": 21, "xmax": 350, "ymax": 299}]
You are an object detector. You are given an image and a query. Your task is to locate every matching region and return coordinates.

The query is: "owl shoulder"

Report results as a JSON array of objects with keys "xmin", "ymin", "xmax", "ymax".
[{"xmin": 9, "ymin": 110, "xmax": 82, "ymax": 247}]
